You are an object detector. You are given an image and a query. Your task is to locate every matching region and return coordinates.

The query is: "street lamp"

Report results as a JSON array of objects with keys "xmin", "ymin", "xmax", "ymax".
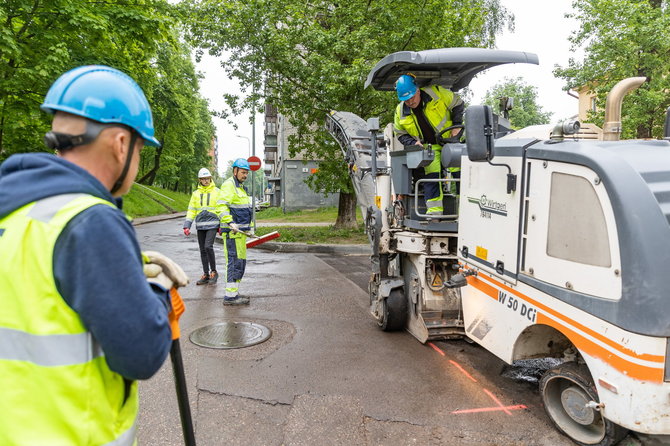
[{"xmin": 235, "ymin": 134, "xmax": 251, "ymax": 157}]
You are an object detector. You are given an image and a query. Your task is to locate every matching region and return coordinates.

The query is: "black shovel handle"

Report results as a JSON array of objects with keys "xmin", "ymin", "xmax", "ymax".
[{"xmin": 170, "ymin": 339, "xmax": 196, "ymax": 446}]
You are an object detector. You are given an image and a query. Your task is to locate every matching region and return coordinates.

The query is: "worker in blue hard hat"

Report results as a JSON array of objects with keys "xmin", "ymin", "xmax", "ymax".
[
  {"xmin": 219, "ymin": 157, "xmax": 254, "ymax": 305},
  {"xmin": 0, "ymin": 65, "xmax": 188, "ymax": 444},
  {"xmin": 393, "ymin": 73, "xmax": 465, "ymax": 214},
  {"xmin": 183, "ymin": 167, "xmax": 224, "ymax": 285}
]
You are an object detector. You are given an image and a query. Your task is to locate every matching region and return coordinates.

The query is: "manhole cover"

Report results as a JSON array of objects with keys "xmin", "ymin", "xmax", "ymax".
[{"xmin": 189, "ymin": 322, "xmax": 272, "ymax": 349}]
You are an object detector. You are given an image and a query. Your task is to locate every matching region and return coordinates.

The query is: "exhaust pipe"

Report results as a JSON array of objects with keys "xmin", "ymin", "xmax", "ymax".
[{"xmin": 602, "ymin": 77, "xmax": 646, "ymax": 141}]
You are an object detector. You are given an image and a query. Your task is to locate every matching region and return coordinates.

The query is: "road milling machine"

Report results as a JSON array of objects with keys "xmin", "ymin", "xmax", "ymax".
[{"xmin": 326, "ymin": 48, "xmax": 670, "ymax": 446}]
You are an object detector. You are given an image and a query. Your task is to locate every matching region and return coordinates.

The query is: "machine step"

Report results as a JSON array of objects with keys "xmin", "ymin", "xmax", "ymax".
[{"xmin": 423, "ymin": 312, "xmax": 465, "ymax": 340}]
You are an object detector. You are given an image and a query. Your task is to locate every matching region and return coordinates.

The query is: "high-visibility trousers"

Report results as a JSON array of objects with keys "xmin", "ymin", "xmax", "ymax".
[
  {"xmin": 424, "ymin": 146, "xmax": 442, "ymax": 215},
  {"xmin": 223, "ymin": 233, "xmax": 247, "ymax": 298}
]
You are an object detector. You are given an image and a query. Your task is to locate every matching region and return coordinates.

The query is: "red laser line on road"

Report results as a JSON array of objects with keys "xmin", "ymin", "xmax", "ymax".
[
  {"xmin": 429, "ymin": 343, "xmax": 477, "ymax": 382},
  {"xmin": 428, "ymin": 342, "xmax": 528, "ymax": 417},
  {"xmin": 428, "ymin": 342, "xmax": 445, "ymax": 356},
  {"xmin": 483, "ymin": 388, "xmax": 512, "ymax": 415},
  {"xmin": 449, "ymin": 360, "xmax": 478, "ymax": 382},
  {"xmin": 451, "ymin": 404, "xmax": 527, "ymax": 415}
]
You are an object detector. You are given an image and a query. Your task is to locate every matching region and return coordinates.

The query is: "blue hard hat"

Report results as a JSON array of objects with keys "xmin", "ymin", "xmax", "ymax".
[
  {"xmin": 232, "ymin": 158, "xmax": 250, "ymax": 170},
  {"xmin": 395, "ymin": 74, "xmax": 418, "ymax": 101},
  {"xmin": 41, "ymin": 65, "xmax": 160, "ymax": 147}
]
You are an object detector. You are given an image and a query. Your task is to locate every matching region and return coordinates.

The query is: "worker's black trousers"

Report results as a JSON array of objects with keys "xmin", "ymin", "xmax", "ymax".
[{"xmin": 197, "ymin": 228, "xmax": 218, "ymax": 274}]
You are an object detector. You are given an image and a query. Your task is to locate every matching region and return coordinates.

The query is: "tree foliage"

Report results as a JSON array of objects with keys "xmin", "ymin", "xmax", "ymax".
[
  {"xmin": 185, "ymin": 0, "xmax": 512, "ymax": 224},
  {"xmin": 482, "ymin": 77, "xmax": 553, "ymax": 129},
  {"xmin": 0, "ymin": 0, "xmax": 215, "ymax": 191},
  {"xmin": 138, "ymin": 36, "xmax": 215, "ymax": 192},
  {"xmin": 554, "ymin": 0, "xmax": 670, "ymax": 138}
]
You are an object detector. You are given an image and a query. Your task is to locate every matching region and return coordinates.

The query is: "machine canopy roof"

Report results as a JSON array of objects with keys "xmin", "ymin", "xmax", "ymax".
[{"xmin": 365, "ymin": 48, "xmax": 539, "ymax": 92}]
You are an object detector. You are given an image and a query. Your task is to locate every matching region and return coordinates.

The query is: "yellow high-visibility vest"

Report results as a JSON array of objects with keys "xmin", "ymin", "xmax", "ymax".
[{"xmin": 0, "ymin": 193, "xmax": 138, "ymax": 446}]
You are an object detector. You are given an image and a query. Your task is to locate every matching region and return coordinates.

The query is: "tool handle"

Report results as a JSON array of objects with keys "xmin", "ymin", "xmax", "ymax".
[{"xmin": 171, "ymin": 339, "xmax": 196, "ymax": 446}]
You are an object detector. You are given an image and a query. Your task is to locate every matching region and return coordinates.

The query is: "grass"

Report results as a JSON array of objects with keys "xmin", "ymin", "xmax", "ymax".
[
  {"xmin": 256, "ymin": 206, "xmax": 367, "ymax": 244},
  {"xmin": 124, "ymin": 184, "xmax": 190, "ymax": 218},
  {"xmin": 256, "ymin": 206, "xmax": 362, "ymax": 223},
  {"xmin": 256, "ymin": 224, "xmax": 368, "ymax": 244}
]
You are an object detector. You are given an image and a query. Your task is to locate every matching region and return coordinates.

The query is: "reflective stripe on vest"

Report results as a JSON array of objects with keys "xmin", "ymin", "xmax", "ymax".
[
  {"xmin": 104, "ymin": 423, "xmax": 137, "ymax": 446},
  {"xmin": 0, "ymin": 193, "xmax": 138, "ymax": 445},
  {"xmin": 0, "ymin": 327, "xmax": 103, "ymax": 366}
]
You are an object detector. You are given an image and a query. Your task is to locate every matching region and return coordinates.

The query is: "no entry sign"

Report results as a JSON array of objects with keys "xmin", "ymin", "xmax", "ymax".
[{"xmin": 247, "ymin": 156, "xmax": 262, "ymax": 171}]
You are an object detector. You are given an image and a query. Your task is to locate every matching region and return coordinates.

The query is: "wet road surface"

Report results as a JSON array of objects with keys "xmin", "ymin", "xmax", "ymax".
[{"xmin": 134, "ymin": 218, "xmax": 653, "ymax": 446}]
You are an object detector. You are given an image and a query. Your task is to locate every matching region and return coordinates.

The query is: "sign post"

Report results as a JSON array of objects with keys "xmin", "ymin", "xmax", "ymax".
[{"xmin": 247, "ymin": 155, "xmax": 262, "ymax": 229}]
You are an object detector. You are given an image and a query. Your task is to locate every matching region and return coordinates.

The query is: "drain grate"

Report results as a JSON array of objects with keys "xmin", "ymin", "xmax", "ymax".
[{"xmin": 189, "ymin": 322, "xmax": 272, "ymax": 349}]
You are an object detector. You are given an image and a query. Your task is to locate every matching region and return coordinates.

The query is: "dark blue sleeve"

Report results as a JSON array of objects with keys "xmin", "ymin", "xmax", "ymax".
[
  {"xmin": 451, "ymin": 102, "xmax": 464, "ymax": 125},
  {"xmin": 54, "ymin": 205, "xmax": 172, "ymax": 380},
  {"xmin": 398, "ymin": 133, "xmax": 419, "ymax": 146}
]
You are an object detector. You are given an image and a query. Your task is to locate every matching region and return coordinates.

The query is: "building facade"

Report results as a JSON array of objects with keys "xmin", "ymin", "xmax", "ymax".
[{"xmin": 264, "ymin": 104, "xmax": 339, "ymax": 211}]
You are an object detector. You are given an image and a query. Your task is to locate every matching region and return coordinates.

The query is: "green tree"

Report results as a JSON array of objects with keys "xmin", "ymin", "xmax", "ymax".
[
  {"xmin": 0, "ymin": 1, "xmax": 215, "ymax": 191},
  {"xmin": 482, "ymin": 77, "xmax": 552, "ymax": 129},
  {"xmin": 0, "ymin": 0, "xmax": 172, "ymax": 159},
  {"xmin": 138, "ymin": 36, "xmax": 215, "ymax": 192},
  {"xmin": 554, "ymin": 0, "xmax": 670, "ymax": 139},
  {"xmin": 185, "ymin": 0, "xmax": 512, "ymax": 227}
]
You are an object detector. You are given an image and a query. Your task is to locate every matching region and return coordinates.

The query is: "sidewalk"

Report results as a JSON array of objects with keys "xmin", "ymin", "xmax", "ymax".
[{"xmin": 131, "ymin": 212, "xmax": 370, "ymax": 255}]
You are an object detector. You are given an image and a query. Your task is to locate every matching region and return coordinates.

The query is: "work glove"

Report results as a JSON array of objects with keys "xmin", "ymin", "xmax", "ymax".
[
  {"xmin": 183, "ymin": 228, "xmax": 190, "ymax": 236},
  {"xmin": 143, "ymin": 251, "xmax": 189, "ymax": 290},
  {"xmin": 229, "ymin": 223, "xmax": 240, "ymax": 234}
]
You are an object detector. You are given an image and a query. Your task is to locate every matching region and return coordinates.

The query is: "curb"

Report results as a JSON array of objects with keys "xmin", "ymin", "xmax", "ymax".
[
  {"xmin": 132, "ymin": 212, "xmax": 186, "ymax": 226},
  {"xmin": 251, "ymin": 242, "xmax": 371, "ymax": 255},
  {"xmin": 214, "ymin": 237, "xmax": 370, "ymax": 255}
]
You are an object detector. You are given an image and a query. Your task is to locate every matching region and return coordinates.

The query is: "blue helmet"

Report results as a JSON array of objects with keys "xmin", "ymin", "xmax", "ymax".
[
  {"xmin": 41, "ymin": 65, "xmax": 160, "ymax": 147},
  {"xmin": 232, "ymin": 158, "xmax": 250, "ymax": 170},
  {"xmin": 395, "ymin": 74, "xmax": 418, "ymax": 101}
]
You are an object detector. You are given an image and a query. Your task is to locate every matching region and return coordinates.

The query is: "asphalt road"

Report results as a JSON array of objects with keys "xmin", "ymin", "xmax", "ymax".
[{"xmin": 133, "ymin": 218, "xmax": 654, "ymax": 446}]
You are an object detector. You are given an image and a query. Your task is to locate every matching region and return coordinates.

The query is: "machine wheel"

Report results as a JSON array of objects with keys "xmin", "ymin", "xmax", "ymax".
[
  {"xmin": 379, "ymin": 289, "xmax": 407, "ymax": 332},
  {"xmin": 539, "ymin": 362, "xmax": 628, "ymax": 446}
]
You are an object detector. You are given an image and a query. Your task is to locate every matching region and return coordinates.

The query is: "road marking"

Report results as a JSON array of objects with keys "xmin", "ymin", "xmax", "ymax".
[
  {"xmin": 483, "ymin": 388, "xmax": 512, "ymax": 415},
  {"xmin": 428, "ymin": 342, "xmax": 445, "ymax": 356},
  {"xmin": 428, "ymin": 342, "xmax": 527, "ymax": 416},
  {"xmin": 452, "ymin": 404, "xmax": 527, "ymax": 415},
  {"xmin": 449, "ymin": 360, "xmax": 478, "ymax": 383}
]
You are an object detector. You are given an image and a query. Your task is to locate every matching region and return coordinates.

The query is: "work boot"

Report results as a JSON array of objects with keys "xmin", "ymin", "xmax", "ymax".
[
  {"xmin": 196, "ymin": 274, "xmax": 210, "ymax": 286},
  {"xmin": 209, "ymin": 271, "xmax": 219, "ymax": 285},
  {"xmin": 223, "ymin": 296, "xmax": 250, "ymax": 306}
]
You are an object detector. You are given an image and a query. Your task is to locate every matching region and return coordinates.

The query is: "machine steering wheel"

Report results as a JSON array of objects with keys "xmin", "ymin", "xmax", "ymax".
[{"xmin": 436, "ymin": 124, "xmax": 465, "ymax": 145}]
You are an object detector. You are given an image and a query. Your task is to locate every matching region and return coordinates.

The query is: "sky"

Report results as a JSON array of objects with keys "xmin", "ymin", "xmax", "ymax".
[
  {"xmin": 195, "ymin": 0, "xmax": 581, "ymax": 176},
  {"xmin": 469, "ymin": 0, "xmax": 582, "ymax": 121}
]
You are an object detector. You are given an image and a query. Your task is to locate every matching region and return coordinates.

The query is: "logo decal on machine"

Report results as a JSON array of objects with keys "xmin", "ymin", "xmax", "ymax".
[
  {"xmin": 468, "ymin": 195, "xmax": 508, "ymax": 219},
  {"xmin": 498, "ymin": 291, "xmax": 537, "ymax": 322}
]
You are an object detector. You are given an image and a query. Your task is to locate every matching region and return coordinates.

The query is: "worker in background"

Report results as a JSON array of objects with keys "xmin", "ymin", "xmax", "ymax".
[
  {"xmin": 183, "ymin": 167, "xmax": 223, "ymax": 285},
  {"xmin": 393, "ymin": 74, "xmax": 464, "ymax": 214},
  {"xmin": 219, "ymin": 158, "xmax": 254, "ymax": 305},
  {"xmin": 0, "ymin": 65, "xmax": 188, "ymax": 445}
]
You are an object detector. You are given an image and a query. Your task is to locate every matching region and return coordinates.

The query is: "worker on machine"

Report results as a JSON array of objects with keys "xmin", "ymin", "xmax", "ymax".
[{"xmin": 393, "ymin": 74, "xmax": 464, "ymax": 213}]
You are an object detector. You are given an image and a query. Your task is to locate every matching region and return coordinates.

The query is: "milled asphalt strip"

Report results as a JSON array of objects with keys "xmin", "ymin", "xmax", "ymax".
[{"xmin": 131, "ymin": 212, "xmax": 370, "ymax": 255}]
